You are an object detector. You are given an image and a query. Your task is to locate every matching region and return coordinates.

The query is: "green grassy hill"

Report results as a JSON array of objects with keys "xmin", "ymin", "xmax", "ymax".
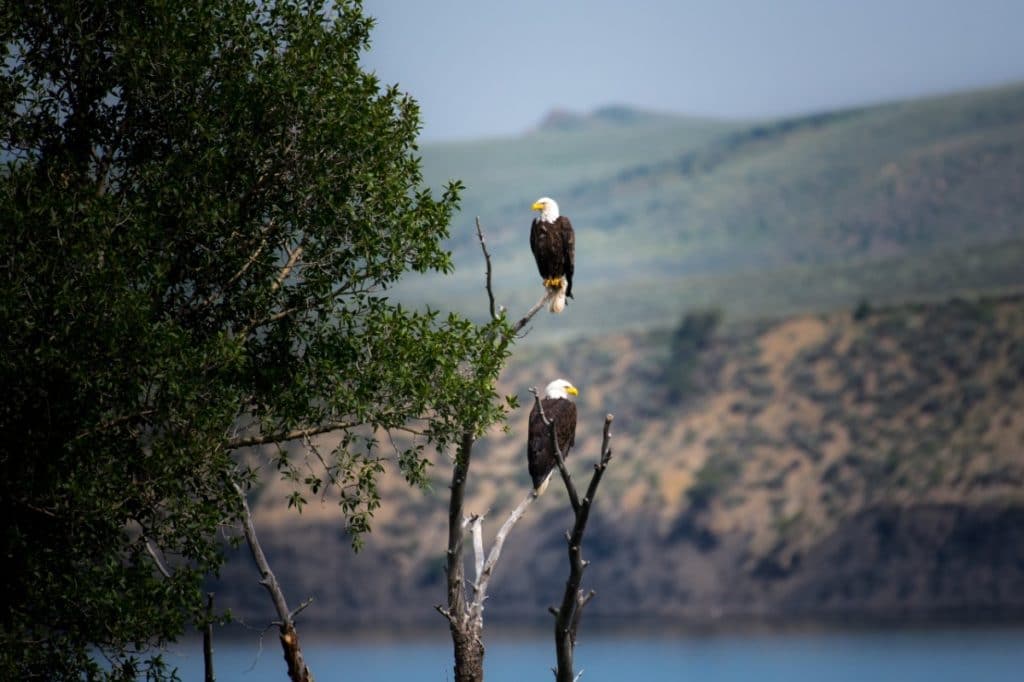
[{"xmin": 397, "ymin": 82, "xmax": 1024, "ymax": 342}]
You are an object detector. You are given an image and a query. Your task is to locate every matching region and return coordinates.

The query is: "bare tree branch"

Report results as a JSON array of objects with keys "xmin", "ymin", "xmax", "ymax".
[
  {"xmin": 550, "ymin": 414, "xmax": 615, "ymax": 682},
  {"xmin": 477, "ymin": 486, "xmax": 540, "ymax": 597},
  {"xmin": 225, "ymin": 235, "xmax": 270, "ymax": 290},
  {"xmin": 434, "ymin": 604, "xmax": 457, "ymax": 627},
  {"xmin": 234, "ymin": 482, "xmax": 314, "ymax": 682},
  {"xmin": 511, "ymin": 292, "xmax": 554, "ymax": 337},
  {"xmin": 442, "ymin": 451, "xmax": 543, "ymax": 680},
  {"xmin": 466, "ymin": 515, "xmax": 485, "ymax": 584},
  {"xmin": 270, "ymin": 244, "xmax": 304, "ymax": 294},
  {"xmin": 144, "ymin": 537, "xmax": 172, "ymax": 579},
  {"xmin": 474, "ymin": 217, "xmax": 553, "ymax": 338},
  {"xmin": 475, "ymin": 217, "xmax": 497, "ymax": 320},
  {"xmin": 290, "ymin": 597, "xmax": 314, "ymax": 621}
]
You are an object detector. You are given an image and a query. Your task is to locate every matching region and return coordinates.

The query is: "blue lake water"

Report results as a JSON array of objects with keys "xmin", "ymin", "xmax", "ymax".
[{"xmin": 166, "ymin": 624, "xmax": 1024, "ymax": 681}]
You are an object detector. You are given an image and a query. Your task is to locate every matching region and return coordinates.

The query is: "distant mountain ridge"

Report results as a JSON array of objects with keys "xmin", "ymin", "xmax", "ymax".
[
  {"xmin": 399, "ymin": 81, "xmax": 1024, "ymax": 342},
  {"xmin": 533, "ymin": 104, "xmax": 689, "ymax": 132}
]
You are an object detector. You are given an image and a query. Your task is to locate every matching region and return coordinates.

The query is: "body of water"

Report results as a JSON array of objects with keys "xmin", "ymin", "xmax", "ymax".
[{"xmin": 166, "ymin": 624, "xmax": 1024, "ymax": 681}]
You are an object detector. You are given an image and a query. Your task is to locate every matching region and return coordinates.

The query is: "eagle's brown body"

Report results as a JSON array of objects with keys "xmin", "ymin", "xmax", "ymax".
[
  {"xmin": 529, "ymin": 215, "xmax": 575, "ymax": 301},
  {"xmin": 527, "ymin": 396, "xmax": 577, "ymax": 491}
]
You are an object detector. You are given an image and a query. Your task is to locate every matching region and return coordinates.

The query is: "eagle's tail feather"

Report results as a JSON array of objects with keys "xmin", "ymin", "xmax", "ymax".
[
  {"xmin": 534, "ymin": 470, "xmax": 554, "ymax": 496},
  {"xmin": 549, "ymin": 278, "xmax": 568, "ymax": 313}
]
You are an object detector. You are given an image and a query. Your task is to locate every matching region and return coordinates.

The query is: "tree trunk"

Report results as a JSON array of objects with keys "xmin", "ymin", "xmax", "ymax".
[
  {"xmin": 450, "ymin": 625, "xmax": 485, "ymax": 682},
  {"xmin": 203, "ymin": 593, "xmax": 215, "ymax": 682},
  {"xmin": 280, "ymin": 623, "xmax": 313, "ymax": 682},
  {"xmin": 554, "ymin": 622, "xmax": 575, "ymax": 682}
]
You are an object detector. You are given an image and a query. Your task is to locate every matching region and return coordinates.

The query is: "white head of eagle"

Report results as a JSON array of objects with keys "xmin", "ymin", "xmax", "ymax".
[
  {"xmin": 543, "ymin": 378, "xmax": 578, "ymax": 400},
  {"xmin": 532, "ymin": 197, "xmax": 560, "ymax": 222},
  {"xmin": 529, "ymin": 197, "xmax": 575, "ymax": 313},
  {"xmin": 527, "ymin": 378, "xmax": 579, "ymax": 494}
]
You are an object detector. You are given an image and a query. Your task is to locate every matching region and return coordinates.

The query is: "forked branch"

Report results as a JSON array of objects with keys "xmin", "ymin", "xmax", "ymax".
[
  {"xmin": 438, "ymin": 430, "xmax": 545, "ymax": 682},
  {"xmin": 538, "ymin": 401, "xmax": 614, "ymax": 682},
  {"xmin": 476, "ymin": 216, "xmax": 555, "ymax": 336}
]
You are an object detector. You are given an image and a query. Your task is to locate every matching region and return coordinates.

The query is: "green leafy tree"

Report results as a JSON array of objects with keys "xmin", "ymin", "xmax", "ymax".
[{"xmin": 0, "ymin": 1, "xmax": 509, "ymax": 678}]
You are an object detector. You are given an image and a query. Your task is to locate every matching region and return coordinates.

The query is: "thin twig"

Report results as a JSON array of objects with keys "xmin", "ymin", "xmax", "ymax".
[
  {"xmin": 475, "ymin": 217, "xmax": 497, "ymax": 320},
  {"xmin": 144, "ymin": 537, "xmax": 172, "ymax": 579},
  {"xmin": 475, "ymin": 217, "xmax": 554, "ymax": 332},
  {"xmin": 434, "ymin": 604, "xmax": 458, "ymax": 627},
  {"xmin": 289, "ymin": 598, "xmax": 314, "ymax": 620},
  {"xmin": 228, "ymin": 420, "xmax": 357, "ymax": 449}
]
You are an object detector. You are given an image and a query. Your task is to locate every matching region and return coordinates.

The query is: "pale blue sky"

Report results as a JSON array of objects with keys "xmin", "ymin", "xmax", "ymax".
[{"xmin": 361, "ymin": 0, "xmax": 1024, "ymax": 141}]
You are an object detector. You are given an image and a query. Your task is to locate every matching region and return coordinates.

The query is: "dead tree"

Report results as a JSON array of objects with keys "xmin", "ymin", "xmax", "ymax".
[
  {"xmin": 437, "ymin": 451, "xmax": 548, "ymax": 681},
  {"xmin": 532, "ymin": 390, "xmax": 614, "ymax": 682},
  {"xmin": 437, "ymin": 219, "xmax": 554, "ymax": 681}
]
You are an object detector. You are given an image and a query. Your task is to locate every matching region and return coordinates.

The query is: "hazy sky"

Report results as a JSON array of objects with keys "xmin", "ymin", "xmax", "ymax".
[{"xmin": 360, "ymin": 0, "xmax": 1024, "ymax": 141}]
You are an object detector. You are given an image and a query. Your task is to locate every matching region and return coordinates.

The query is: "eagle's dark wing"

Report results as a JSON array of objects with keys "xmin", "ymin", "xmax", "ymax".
[
  {"xmin": 529, "ymin": 218, "xmax": 548, "ymax": 279},
  {"xmin": 527, "ymin": 402, "xmax": 551, "ymax": 489},
  {"xmin": 527, "ymin": 398, "xmax": 578, "ymax": 490},
  {"xmin": 556, "ymin": 216, "xmax": 575, "ymax": 299},
  {"xmin": 552, "ymin": 398, "xmax": 577, "ymax": 457}
]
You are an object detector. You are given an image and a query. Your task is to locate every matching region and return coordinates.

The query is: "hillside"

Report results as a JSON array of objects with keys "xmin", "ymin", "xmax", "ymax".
[
  {"xmin": 214, "ymin": 293, "xmax": 1024, "ymax": 628},
  {"xmin": 396, "ymin": 82, "xmax": 1024, "ymax": 342}
]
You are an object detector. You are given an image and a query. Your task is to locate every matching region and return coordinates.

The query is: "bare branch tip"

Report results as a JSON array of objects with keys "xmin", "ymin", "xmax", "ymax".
[{"xmin": 289, "ymin": 597, "xmax": 314, "ymax": 620}]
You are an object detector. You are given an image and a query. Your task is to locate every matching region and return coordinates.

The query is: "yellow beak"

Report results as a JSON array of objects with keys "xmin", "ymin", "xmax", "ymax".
[
  {"xmin": 567, "ymin": 385, "xmax": 579, "ymax": 396},
  {"xmin": 532, "ymin": 201, "xmax": 544, "ymax": 211}
]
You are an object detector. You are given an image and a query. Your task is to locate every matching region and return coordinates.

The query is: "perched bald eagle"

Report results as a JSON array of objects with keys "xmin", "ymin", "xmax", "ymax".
[
  {"xmin": 527, "ymin": 378, "xmax": 579, "ymax": 494},
  {"xmin": 530, "ymin": 197, "xmax": 575, "ymax": 313}
]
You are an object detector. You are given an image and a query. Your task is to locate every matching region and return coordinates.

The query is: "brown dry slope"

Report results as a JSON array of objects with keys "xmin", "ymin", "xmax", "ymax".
[{"xmin": 214, "ymin": 294, "xmax": 1024, "ymax": 628}]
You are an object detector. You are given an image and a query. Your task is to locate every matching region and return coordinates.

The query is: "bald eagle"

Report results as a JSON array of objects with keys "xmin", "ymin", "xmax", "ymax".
[
  {"xmin": 530, "ymin": 197, "xmax": 575, "ymax": 313},
  {"xmin": 528, "ymin": 378, "xmax": 579, "ymax": 494}
]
